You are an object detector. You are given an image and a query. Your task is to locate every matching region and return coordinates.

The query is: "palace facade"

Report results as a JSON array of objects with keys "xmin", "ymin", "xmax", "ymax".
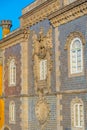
[{"xmin": 0, "ymin": 0, "xmax": 87, "ymax": 130}]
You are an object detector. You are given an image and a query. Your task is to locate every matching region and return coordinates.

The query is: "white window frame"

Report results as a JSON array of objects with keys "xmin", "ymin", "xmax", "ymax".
[
  {"xmin": 9, "ymin": 101, "xmax": 16, "ymax": 124},
  {"xmin": 70, "ymin": 38, "xmax": 83, "ymax": 74},
  {"xmin": 40, "ymin": 59, "xmax": 47, "ymax": 80},
  {"xmin": 74, "ymin": 103, "xmax": 83, "ymax": 128},
  {"xmin": 9, "ymin": 59, "xmax": 16, "ymax": 86}
]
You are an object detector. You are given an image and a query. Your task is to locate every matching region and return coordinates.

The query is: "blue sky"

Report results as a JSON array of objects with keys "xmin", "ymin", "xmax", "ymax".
[{"xmin": 0, "ymin": 0, "xmax": 35, "ymax": 39}]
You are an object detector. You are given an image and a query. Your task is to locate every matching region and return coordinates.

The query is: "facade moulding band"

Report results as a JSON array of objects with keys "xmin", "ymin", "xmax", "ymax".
[
  {"xmin": 1, "ymin": 89, "xmax": 87, "ymax": 99},
  {"xmin": 49, "ymin": 0, "xmax": 87, "ymax": 27}
]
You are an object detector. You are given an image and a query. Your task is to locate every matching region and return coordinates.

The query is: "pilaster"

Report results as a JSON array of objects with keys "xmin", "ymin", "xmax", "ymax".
[
  {"xmin": 20, "ymin": 28, "xmax": 30, "ymax": 130},
  {"xmin": 54, "ymin": 27, "xmax": 63, "ymax": 130}
]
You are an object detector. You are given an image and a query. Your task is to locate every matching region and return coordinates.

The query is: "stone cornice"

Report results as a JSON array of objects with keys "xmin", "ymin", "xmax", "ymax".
[
  {"xmin": 0, "ymin": 89, "xmax": 87, "ymax": 99},
  {"xmin": 0, "ymin": 27, "xmax": 30, "ymax": 48},
  {"xmin": 0, "ymin": 28, "xmax": 22, "ymax": 44},
  {"xmin": 20, "ymin": 0, "xmax": 60, "ymax": 27},
  {"xmin": 49, "ymin": 0, "xmax": 87, "ymax": 27},
  {"xmin": 22, "ymin": 0, "xmax": 48, "ymax": 15}
]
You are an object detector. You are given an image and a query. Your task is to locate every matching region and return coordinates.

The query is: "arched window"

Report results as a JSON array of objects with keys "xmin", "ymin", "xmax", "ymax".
[
  {"xmin": 9, "ymin": 59, "xmax": 16, "ymax": 86},
  {"xmin": 71, "ymin": 98, "xmax": 84, "ymax": 128},
  {"xmin": 70, "ymin": 38, "xmax": 83, "ymax": 74},
  {"xmin": 40, "ymin": 60, "xmax": 47, "ymax": 80},
  {"xmin": 9, "ymin": 101, "xmax": 16, "ymax": 123},
  {"xmin": 74, "ymin": 103, "xmax": 83, "ymax": 127}
]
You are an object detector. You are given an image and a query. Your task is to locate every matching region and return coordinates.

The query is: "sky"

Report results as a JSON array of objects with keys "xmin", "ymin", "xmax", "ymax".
[{"xmin": 0, "ymin": 0, "xmax": 35, "ymax": 39}]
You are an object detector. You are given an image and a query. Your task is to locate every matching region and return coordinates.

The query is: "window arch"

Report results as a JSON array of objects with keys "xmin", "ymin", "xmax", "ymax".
[
  {"xmin": 9, "ymin": 101, "xmax": 16, "ymax": 123},
  {"xmin": 71, "ymin": 97, "xmax": 84, "ymax": 128},
  {"xmin": 70, "ymin": 38, "xmax": 83, "ymax": 74},
  {"xmin": 9, "ymin": 59, "xmax": 16, "ymax": 86}
]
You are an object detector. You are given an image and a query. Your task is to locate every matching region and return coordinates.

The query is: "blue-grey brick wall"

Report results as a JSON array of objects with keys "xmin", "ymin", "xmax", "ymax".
[
  {"xmin": 61, "ymin": 94, "xmax": 87, "ymax": 130},
  {"xmin": 5, "ymin": 98, "xmax": 21, "ymax": 130},
  {"xmin": 58, "ymin": 15, "xmax": 87, "ymax": 130},
  {"xmin": 4, "ymin": 44, "xmax": 22, "ymax": 130},
  {"xmin": 28, "ymin": 95, "xmax": 57, "ymax": 130},
  {"xmin": 58, "ymin": 15, "xmax": 87, "ymax": 91}
]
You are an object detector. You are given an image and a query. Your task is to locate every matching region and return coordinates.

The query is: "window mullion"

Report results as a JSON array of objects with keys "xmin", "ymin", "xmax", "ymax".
[{"xmin": 76, "ymin": 50, "xmax": 78, "ymax": 73}]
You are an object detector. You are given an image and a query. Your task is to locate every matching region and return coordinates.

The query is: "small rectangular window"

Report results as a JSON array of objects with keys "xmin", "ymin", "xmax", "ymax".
[{"xmin": 40, "ymin": 60, "xmax": 47, "ymax": 80}]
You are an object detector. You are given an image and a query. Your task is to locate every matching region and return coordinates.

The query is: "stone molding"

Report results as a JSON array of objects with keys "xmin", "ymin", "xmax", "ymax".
[
  {"xmin": 22, "ymin": 0, "xmax": 48, "ymax": 15},
  {"xmin": 20, "ymin": 0, "xmax": 60, "ymax": 27},
  {"xmin": 49, "ymin": 0, "xmax": 87, "ymax": 27},
  {"xmin": 65, "ymin": 31, "xmax": 86, "ymax": 50}
]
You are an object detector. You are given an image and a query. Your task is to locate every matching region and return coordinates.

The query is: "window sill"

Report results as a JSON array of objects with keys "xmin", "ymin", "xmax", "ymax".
[
  {"xmin": 68, "ymin": 71, "xmax": 84, "ymax": 78},
  {"xmin": 9, "ymin": 121, "xmax": 16, "ymax": 124}
]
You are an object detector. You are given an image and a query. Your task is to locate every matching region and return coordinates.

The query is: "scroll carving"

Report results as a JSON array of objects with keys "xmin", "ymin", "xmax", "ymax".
[{"xmin": 23, "ymin": 27, "xmax": 30, "ymax": 40}]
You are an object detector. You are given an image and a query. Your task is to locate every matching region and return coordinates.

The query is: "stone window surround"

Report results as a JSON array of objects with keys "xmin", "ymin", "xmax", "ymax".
[
  {"xmin": 7, "ymin": 57, "xmax": 16, "ymax": 87},
  {"xmin": 70, "ymin": 38, "xmax": 83, "ymax": 74},
  {"xmin": 71, "ymin": 97, "xmax": 84, "ymax": 129},
  {"xmin": 9, "ymin": 101, "xmax": 16, "ymax": 124},
  {"xmin": 65, "ymin": 32, "xmax": 85, "ymax": 77}
]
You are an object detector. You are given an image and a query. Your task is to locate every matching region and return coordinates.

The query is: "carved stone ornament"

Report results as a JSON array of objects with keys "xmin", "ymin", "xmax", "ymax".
[
  {"xmin": 35, "ymin": 97, "xmax": 50, "ymax": 127},
  {"xmin": 32, "ymin": 27, "xmax": 53, "ymax": 95},
  {"xmin": 49, "ymin": 1, "xmax": 87, "ymax": 27},
  {"xmin": 7, "ymin": 56, "xmax": 17, "ymax": 66},
  {"xmin": 23, "ymin": 27, "xmax": 30, "ymax": 40}
]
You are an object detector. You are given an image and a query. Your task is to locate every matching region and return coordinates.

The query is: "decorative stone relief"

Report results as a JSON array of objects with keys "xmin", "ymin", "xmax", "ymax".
[
  {"xmin": 22, "ymin": 27, "xmax": 30, "ymax": 40},
  {"xmin": 32, "ymin": 27, "xmax": 53, "ymax": 95},
  {"xmin": 35, "ymin": 97, "xmax": 50, "ymax": 130},
  {"xmin": 32, "ymin": 27, "xmax": 52, "ymax": 129},
  {"xmin": 7, "ymin": 56, "xmax": 17, "ymax": 66},
  {"xmin": 49, "ymin": 1, "xmax": 87, "ymax": 27}
]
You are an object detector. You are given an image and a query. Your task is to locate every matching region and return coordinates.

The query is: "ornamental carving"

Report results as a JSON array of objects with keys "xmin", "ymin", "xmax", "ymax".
[
  {"xmin": 22, "ymin": 27, "xmax": 30, "ymax": 40},
  {"xmin": 49, "ymin": 1, "xmax": 87, "ymax": 27},
  {"xmin": 35, "ymin": 97, "xmax": 50, "ymax": 130},
  {"xmin": 21, "ymin": 0, "xmax": 60, "ymax": 27},
  {"xmin": 32, "ymin": 27, "xmax": 53, "ymax": 95}
]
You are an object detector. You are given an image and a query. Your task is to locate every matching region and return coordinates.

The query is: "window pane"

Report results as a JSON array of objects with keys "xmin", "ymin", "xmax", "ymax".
[
  {"xmin": 70, "ymin": 38, "xmax": 83, "ymax": 74},
  {"xmin": 9, "ymin": 59, "xmax": 16, "ymax": 85},
  {"xmin": 40, "ymin": 60, "xmax": 47, "ymax": 80},
  {"xmin": 74, "ymin": 103, "xmax": 83, "ymax": 127}
]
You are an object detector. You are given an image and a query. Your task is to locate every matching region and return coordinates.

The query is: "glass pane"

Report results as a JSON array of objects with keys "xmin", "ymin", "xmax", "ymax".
[
  {"xmin": 71, "ymin": 38, "xmax": 82, "ymax": 73},
  {"xmin": 40, "ymin": 60, "xmax": 47, "ymax": 80},
  {"xmin": 80, "ymin": 105, "xmax": 83, "ymax": 127}
]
